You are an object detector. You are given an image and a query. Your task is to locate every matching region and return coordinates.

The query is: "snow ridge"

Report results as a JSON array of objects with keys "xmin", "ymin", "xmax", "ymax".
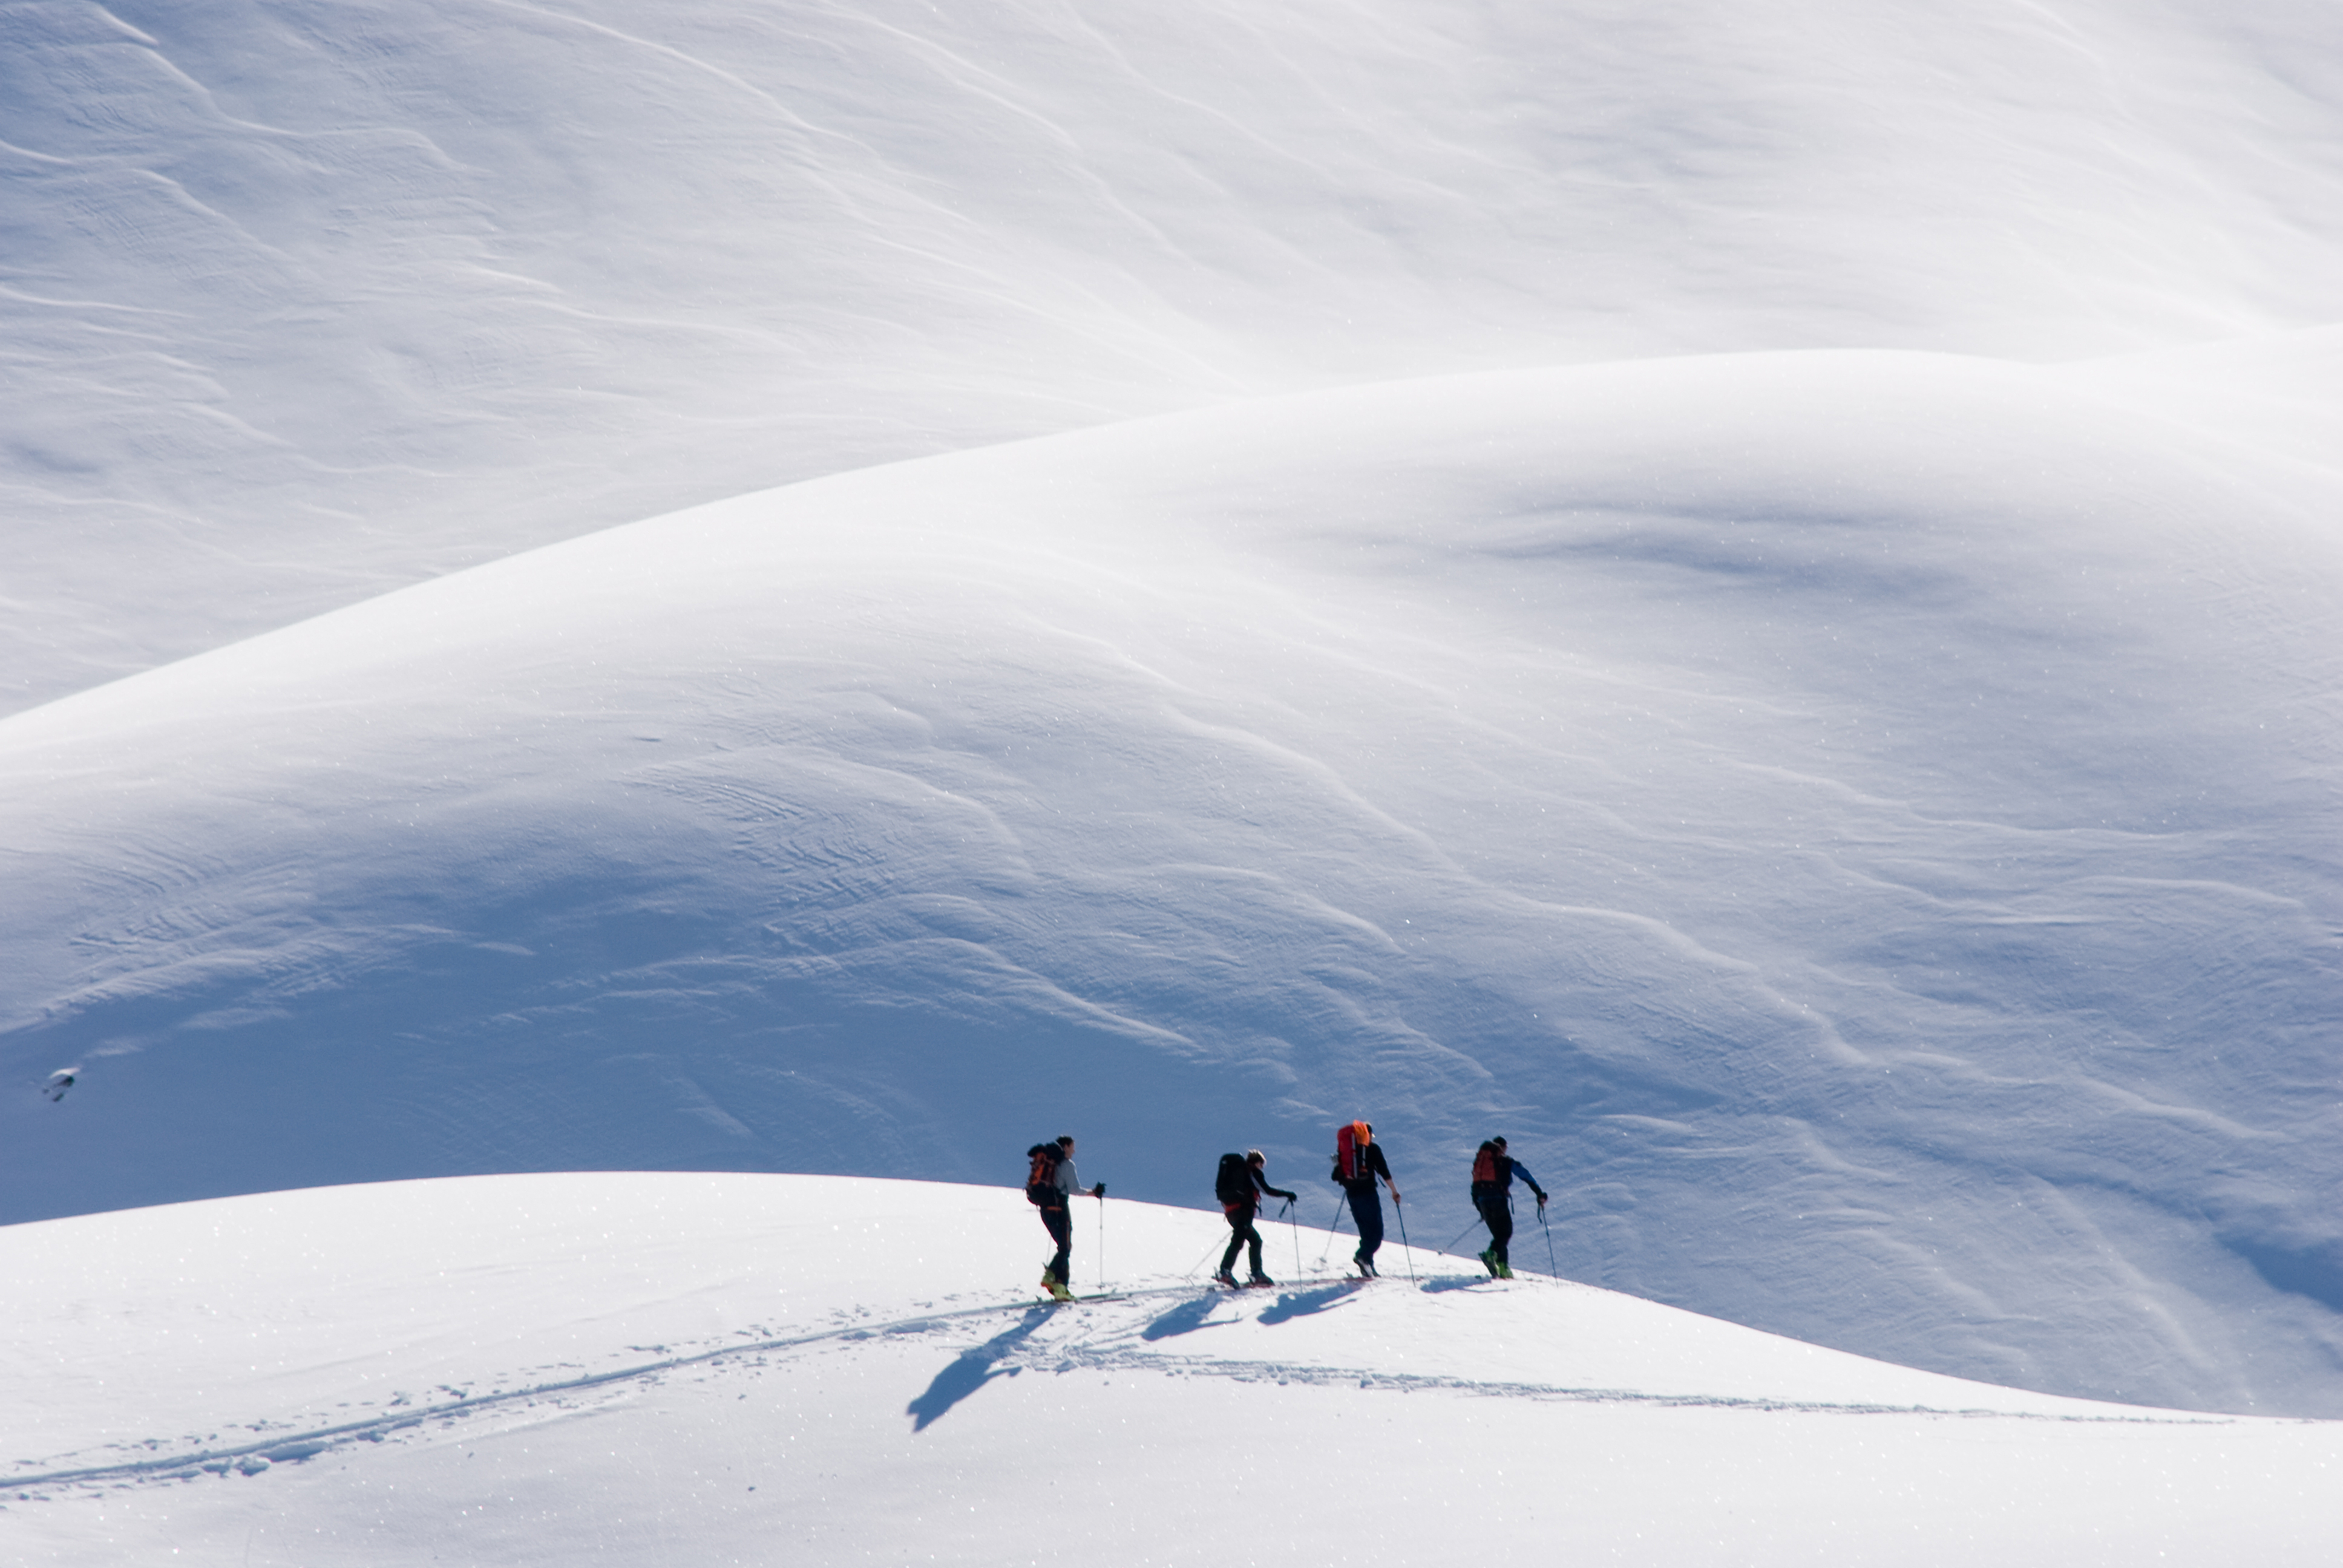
[{"xmin": 3, "ymin": 0, "xmax": 2341, "ymax": 1455}]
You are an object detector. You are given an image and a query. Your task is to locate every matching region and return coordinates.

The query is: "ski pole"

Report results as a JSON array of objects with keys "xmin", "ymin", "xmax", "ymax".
[
  {"xmin": 1441, "ymin": 1217, "xmax": 1485, "ymax": 1253},
  {"xmin": 1098, "ymin": 1194, "xmax": 1106, "ymax": 1295},
  {"xmin": 1542, "ymin": 1203, "xmax": 1558, "ymax": 1278},
  {"xmin": 1314, "ymin": 1197, "xmax": 1349, "ymax": 1271},
  {"xmin": 1394, "ymin": 1197, "xmax": 1417, "ymax": 1283},
  {"xmin": 1285, "ymin": 1198, "xmax": 1300, "ymax": 1280}
]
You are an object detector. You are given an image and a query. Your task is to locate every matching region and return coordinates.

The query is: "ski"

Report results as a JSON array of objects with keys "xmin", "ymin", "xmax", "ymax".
[{"xmin": 1211, "ymin": 1270, "xmax": 1285, "ymax": 1290}]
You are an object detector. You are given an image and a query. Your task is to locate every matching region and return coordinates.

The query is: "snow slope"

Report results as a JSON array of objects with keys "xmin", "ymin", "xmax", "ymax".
[
  {"xmin": 5, "ymin": 350, "xmax": 2337, "ymax": 1416},
  {"xmin": 7, "ymin": 1174, "xmax": 2339, "ymax": 1566},
  {"xmin": 5, "ymin": 0, "xmax": 2343, "ymax": 1457},
  {"xmin": 8, "ymin": 0, "xmax": 2343, "ymax": 710}
]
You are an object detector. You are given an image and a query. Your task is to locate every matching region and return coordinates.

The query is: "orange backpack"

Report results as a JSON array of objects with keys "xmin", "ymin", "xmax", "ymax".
[{"xmin": 1334, "ymin": 1120, "xmax": 1372, "ymax": 1181}]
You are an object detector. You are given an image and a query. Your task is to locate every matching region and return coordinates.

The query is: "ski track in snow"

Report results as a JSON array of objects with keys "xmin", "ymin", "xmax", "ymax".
[
  {"xmin": 10, "ymin": 1272, "xmax": 2238, "ymax": 1497},
  {"xmin": 8, "ymin": 1177, "xmax": 2337, "ymax": 1564},
  {"xmin": 4, "ymin": 0, "xmax": 2342, "ymax": 1480}
]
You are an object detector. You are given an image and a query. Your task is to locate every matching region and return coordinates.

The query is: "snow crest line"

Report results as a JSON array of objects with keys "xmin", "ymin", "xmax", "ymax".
[{"xmin": 1050, "ymin": 1345, "xmax": 2228, "ymax": 1425}]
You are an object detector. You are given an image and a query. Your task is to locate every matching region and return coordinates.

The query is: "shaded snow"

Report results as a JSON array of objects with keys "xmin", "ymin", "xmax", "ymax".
[{"xmin": 4, "ymin": 352, "xmax": 2336, "ymax": 1416}]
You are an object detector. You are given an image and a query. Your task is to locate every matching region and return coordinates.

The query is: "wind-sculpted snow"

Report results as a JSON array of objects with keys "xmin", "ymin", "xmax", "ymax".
[
  {"xmin": 3, "ymin": 352, "xmax": 2337, "ymax": 1416},
  {"xmin": 5, "ymin": 1176, "xmax": 2336, "ymax": 1565},
  {"xmin": 7, "ymin": 0, "xmax": 2343, "ymax": 708}
]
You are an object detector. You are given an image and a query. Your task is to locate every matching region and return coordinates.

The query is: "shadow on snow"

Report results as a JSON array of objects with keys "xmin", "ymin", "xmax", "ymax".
[{"xmin": 905, "ymin": 1307, "xmax": 1053, "ymax": 1431}]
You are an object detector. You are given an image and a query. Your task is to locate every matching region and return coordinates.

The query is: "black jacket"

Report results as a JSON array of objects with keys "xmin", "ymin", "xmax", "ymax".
[
  {"xmin": 1332, "ymin": 1141, "xmax": 1393, "ymax": 1191},
  {"xmin": 1245, "ymin": 1166, "xmax": 1298, "ymax": 1206}
]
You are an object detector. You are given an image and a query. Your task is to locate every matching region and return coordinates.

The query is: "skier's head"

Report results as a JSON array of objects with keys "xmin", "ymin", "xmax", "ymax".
[
  {"xmin": 1492, "ymin": 1137, "xmax": 1507, "ymax": 1151},
  {"xmin": 1246, "ymin": 1149, "xmax": 1265, "ymax": 1167},
  {"xmin": 1057, "ymin": 1135, "xmax": 1075, "ymax": 1153}
]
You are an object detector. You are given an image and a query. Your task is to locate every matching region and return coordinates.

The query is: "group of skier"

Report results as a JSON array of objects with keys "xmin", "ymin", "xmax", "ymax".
[{"xmin": 1025, "ymin": 1121, "xmax": 1551, "ymax": 1301}]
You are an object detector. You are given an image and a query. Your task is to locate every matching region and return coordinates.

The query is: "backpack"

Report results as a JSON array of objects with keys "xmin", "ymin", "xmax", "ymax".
[
  {"xmin": 1334, "ymin": 1120, "xmax": 1371, "ymax": 1182},
  {"xmin": 1214, "ymin": 1151, "xmax": 1253, "ymax": 1207},
  {"xmin": 1026, "ymin": 1143, "xmax": 1063, "ymax": 1206},
  {"xmin": 1472, "ymin": 1142, "xmax": 1499, "ymax": 1185}
]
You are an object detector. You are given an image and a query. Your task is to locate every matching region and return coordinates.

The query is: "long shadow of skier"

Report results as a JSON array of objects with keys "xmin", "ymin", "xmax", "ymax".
[
  {"xmin": 1256, "ymin": 1282, "xmax": 1360, "ymax": 1325},
  {"xmin": 1139, "ymin": 1293, "xmax": 1227, "ymax": 1342},
  {"xmin": 905, "ymin": 1307, "xmax": 1052, "ymax": 1431}
]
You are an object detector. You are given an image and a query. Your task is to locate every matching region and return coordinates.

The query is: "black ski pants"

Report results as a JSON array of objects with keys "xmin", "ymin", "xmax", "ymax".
[
  {"xmin": 1475, "ymin": 1190, "xmax": 1513, "ymax": 1266},
  {"xmin": 1039, "ymin": 1203, "xmax": 1073, "ymax": 1285},
  {"xmin": 1343, "ymin": 1182, "xmax": 1384, "ymax": 1263},
  {"xmin": 1220, "ymin": 1203, "xmax": 1265, "ymax": 1277}
]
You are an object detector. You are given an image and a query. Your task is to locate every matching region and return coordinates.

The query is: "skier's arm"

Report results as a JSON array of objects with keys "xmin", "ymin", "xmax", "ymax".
[
  {"xmin": 1511, "ymin": 1160, "xmax": 1549, "ymax": 1205},
  {"xmin": 1371, "ymin": 1143, "xmax": 1400, "ymax": 1203},
  {"xmin": 1257, "ymin": 1171, "xmax": 1297, "ymax": 1203}
]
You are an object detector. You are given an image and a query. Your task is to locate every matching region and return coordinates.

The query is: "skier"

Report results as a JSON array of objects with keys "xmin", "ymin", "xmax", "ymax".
[
  {"xmin": 1027, "ymin": 1135, "xmax": 1105, "ymax": 1301},
  {"xmin": 1330, "ymin": 1120, "xmax": 1401, "ymax": 1277},
  {"xmin": 1469, "ymin": 1137, "xmax": 1548, "ymax": 1279},
  {"xmin": 1213, "ymin": 1149, "xmax": 1298, "ymax": 1288}
]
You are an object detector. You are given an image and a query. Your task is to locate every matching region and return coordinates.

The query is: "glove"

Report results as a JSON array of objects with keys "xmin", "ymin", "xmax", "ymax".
[
  {"xmin": 1535, "ymin": 1191, "xmax": 1549, "ymax": 1206},
  {"xmin": 1093, "ymin": 1182, "xmax": 1106, "ymax": 1198}
]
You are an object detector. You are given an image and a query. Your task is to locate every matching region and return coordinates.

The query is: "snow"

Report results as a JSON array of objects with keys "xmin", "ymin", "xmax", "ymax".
[
  {"xmin": 8, "ymin": 0, "xmax": 2343, "ymax": 708},
  {"xmin": 3, "ymin": 0, "xmax": 2341, "ymax": 1551},
  {"xmin": 4, "ymin": 351, "xmax": 2337, "ymax": 1422},
  {"xmin": 8, "ymin": 1174, "xmax": 2339, "ymax": 1564}
]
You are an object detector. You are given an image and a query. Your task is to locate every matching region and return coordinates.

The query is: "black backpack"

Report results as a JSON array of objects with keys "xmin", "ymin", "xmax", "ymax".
[
  {"xmin": 1026, "ymin": 1143, "xmax": 1063, "ymax": 1206},
  {"xmin": 1214, "ymin": 1151, "xmax": 1253, "ymax": 1207}
]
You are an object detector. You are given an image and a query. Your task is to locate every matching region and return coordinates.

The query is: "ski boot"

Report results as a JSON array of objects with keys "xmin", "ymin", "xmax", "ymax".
[
  {"xmin": 1494, "ymin": 1259, "xmax": 1514, "ymax": 1279},
  {"xmin": 1043, "ymin": 1272, "xmax": 1075, "ymax": 1302},
  {"xmin": 1354, "ymin": 1252, "xmax": 1378, "ymax": 1279},
  {"xmin": 1213, "ymin": 1268, "xmax": 1240, "ymax": 1289},
  {"xmin": 1478, "ymin": 1247, "xmax": 1499, "ymax": 1276},
  {"xmin": 1248, "ymin": 1272, "xmax": 1276, "ymax": 1289}
]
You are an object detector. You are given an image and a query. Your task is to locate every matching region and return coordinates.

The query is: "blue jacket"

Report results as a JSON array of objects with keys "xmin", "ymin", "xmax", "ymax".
[{"xmin": 1471, "ymin": 1154, "xmax": 1545, "ymax": 1203}]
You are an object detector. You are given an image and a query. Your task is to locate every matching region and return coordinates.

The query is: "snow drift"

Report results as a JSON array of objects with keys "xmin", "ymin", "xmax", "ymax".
[
  {"xmin": 8, "ymin": 0, "xmax": 2343, "ymax": 709},
  {"xmin": 5, "ymin": 350, "xmax": 2337, "ymax": 1416}
]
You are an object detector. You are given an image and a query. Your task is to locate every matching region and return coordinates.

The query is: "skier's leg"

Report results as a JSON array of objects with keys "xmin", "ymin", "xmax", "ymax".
[
  {"xmin": 1244, "ymin": 1214, "xmax": 1267, "ymax": 1277},
  {"xmin": 1488, "ymin": 1199, "xmax": 1513, "ymax": 1267},
  {"xmin": 1473, "ymin": 1194, "xmax": 1504, "ymax": 1272},
  {"xmin": 1218, "ymin": 1211, "xmax": 1246, "ymax": 1278},
  {"xmin": 1349, "ymin": 1186, "xmax": 1384, "ymax": 1264},
  {"xmin": 1044, "ymin": 1206, "xmax": 1074, "ymax": 1285}
]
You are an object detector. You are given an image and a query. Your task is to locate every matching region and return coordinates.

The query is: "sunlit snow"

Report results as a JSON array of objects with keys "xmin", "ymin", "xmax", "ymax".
[
  {"xmin": 2, "ymin": 0, "xmax": 2341, "ymax": 1558},
  {"xmin": 8, "ymin": 1175, "xmax": 2339, "ymax": 1565}
]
